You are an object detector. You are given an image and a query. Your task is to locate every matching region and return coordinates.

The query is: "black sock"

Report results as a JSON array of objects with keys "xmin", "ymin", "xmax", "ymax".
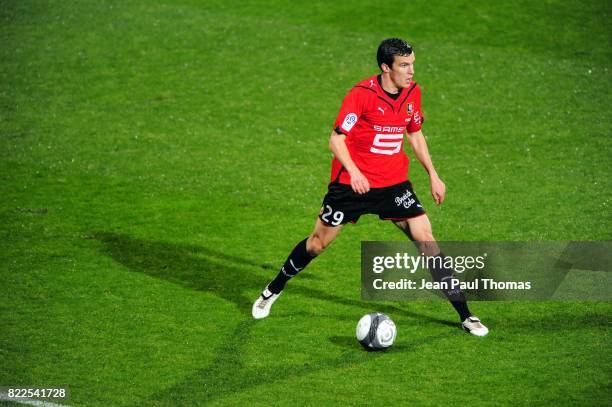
[
  {"xmin": 429, "ymin": 253, "xmax": 472, "ymax": 321},
  {"xmin": 268, "ymin": 238, "xmax": 316, "ymax": 294},
  {"xmin": 450, "ymin": 301, "xmax": 471, "ymax": 322}
]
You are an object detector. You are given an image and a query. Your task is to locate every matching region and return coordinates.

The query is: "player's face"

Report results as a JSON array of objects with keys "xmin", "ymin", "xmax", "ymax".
[{"xmin": 388, "ymin": 53, "xmax": 415, "ymax": 88}]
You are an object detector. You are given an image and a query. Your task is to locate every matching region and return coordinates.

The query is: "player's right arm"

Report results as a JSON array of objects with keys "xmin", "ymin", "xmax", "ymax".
[
  {"xmin": 331, "ymin": 86, "xmax": 370, "ymax": 194},
  {"xmin": 329, "ymin": 130, "xmax": 370, "ymax": 194}
]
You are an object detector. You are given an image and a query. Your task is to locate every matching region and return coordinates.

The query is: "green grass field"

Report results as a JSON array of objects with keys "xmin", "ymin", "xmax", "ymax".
[{"xmin": 1, "ymin": 0, "xmax": 611, "ymax": 405}]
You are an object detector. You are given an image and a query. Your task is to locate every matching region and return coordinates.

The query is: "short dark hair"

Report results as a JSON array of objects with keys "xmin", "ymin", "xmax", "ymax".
[{"xmin": 377, "ymin": 38, "xmax": 413, "ymax": 71}]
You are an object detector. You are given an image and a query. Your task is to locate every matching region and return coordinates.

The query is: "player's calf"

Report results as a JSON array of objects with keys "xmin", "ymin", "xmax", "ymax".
[
  {"xmin": 267, "ymin": 238, "xmax": 317, "ymax": 294},
  {"xmin": 253, "ymin": 220, "xmax": 341, "ymax": 319},
  {"xmin": 252, "ymin": 238, "xmax": 317, "ymax": 319}
]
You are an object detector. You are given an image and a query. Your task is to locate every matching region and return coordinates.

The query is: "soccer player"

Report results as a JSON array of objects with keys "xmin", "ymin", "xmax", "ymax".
[{"xmin": 252, "ymin": 38, "xmax": 488, "ymax": 336}]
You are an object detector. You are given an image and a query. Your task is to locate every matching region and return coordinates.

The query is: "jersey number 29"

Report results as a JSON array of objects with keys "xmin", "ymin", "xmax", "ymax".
[{"xmin": 321, "ymin": 205, "xmax": 344, "ymax": 226}]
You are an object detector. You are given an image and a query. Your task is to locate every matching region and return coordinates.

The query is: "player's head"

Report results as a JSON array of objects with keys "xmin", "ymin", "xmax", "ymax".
[{"xmin": 377, "ymin": 38, "xmax": 415, "ymax": 88}]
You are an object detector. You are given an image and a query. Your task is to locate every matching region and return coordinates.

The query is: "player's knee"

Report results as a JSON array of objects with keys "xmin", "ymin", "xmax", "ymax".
[
  {"xmin": 307, "ymin": 235, "xmax": 329, "ymax": 256},
  {"xmin": 422, "ymin": 231, "xmax": 435, "ymax": 241},
  {"xmin": 412, "ymin": 226, "xmax": 435, "ymax": 242}
]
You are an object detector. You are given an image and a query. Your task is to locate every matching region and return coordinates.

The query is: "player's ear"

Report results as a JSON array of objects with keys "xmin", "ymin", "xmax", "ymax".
[{"xmin": 381, "ymin": 63, "xmax": 390, "ymax": 73}]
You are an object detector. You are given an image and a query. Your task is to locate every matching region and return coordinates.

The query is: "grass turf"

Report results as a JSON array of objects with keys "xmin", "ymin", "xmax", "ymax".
[{"xmin": 1, "ymin": 0, "xmax": 611, "ymax": 405}]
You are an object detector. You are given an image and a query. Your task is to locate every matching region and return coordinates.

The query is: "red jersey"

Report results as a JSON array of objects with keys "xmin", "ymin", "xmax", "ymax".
[{"xmin": 330, "ymin": 75, "xmax": 424, "ymax": 188}]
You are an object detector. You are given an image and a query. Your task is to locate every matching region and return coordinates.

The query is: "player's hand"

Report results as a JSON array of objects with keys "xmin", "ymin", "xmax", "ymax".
[
  {"xmin": 349, "ymin": 169, "xmax": 370, "ymax": 195},
  {"xmin": 430, "ymin": 175, "xmax": 446, "ymax": 205}
]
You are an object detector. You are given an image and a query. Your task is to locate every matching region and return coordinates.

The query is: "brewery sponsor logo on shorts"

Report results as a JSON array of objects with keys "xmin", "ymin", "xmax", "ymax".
[
  {"xmin": 395, "ymin": 190, "xmax": 416, "ymax": 208},
  {"xmin": 341, "ymin": 113, "xmax": 358, "ymax": 132}
]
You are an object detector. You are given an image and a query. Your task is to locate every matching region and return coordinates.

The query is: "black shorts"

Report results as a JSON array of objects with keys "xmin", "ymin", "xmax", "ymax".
[{"xmin": 318, "ymin": 181, "xmax": 426, "ymax": 226}]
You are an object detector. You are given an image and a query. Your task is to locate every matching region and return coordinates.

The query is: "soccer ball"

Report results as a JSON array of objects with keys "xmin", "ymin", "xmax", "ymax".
[{"xmin": 356, "ymin": 312, "xmax": 397, "ymax": 350}]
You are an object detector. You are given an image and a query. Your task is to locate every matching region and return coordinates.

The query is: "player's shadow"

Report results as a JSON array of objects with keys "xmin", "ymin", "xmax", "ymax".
[
  {"xmin": 93, "ymin": 232, "xmax": 456, "ymax": 326},
  {"xmin": 94, "ymin": 231, "xmax": 276, "ymax": 314},
  {"xmin": 140, "ymin": 318, "xmax": 448, "ymax": 405},
  {"xmin": 92, "ymin": 233, "xmax": 456, "ymax": 404}
]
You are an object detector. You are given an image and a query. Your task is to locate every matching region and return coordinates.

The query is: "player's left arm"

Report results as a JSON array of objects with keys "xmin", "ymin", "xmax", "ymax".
[{"xmin": 406, "ymin": 130, "xmax": 446, "ymax": 205}]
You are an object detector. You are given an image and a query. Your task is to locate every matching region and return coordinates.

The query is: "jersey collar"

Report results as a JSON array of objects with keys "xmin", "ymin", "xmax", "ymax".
[{"xmin": 375, "ymin": 75, "xmax": 411, "ymax": 109}]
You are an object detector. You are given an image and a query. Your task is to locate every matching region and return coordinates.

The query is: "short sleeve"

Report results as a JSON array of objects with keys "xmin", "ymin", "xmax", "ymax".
[
  {"xmin": 407, "ymin": 86, "xmax": 424, "ymax": 133},
  {"xmin": 333, "ymin": 87, "xmax": 365, "ymax": 136}
]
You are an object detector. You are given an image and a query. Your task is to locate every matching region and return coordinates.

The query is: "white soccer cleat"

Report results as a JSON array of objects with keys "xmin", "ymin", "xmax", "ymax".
[
  {"xmin": 252, "ymin": 287, "xmax": 281, "ymax": 319},
  {"xmin": 462, "ymin": 316, "xmax": 489, "ymax": 337}
]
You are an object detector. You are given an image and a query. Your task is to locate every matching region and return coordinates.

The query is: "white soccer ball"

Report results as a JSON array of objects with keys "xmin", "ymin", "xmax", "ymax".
[{"xmin": 356, "ymin": 312, "xmax": 397, "ymax": 350}]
